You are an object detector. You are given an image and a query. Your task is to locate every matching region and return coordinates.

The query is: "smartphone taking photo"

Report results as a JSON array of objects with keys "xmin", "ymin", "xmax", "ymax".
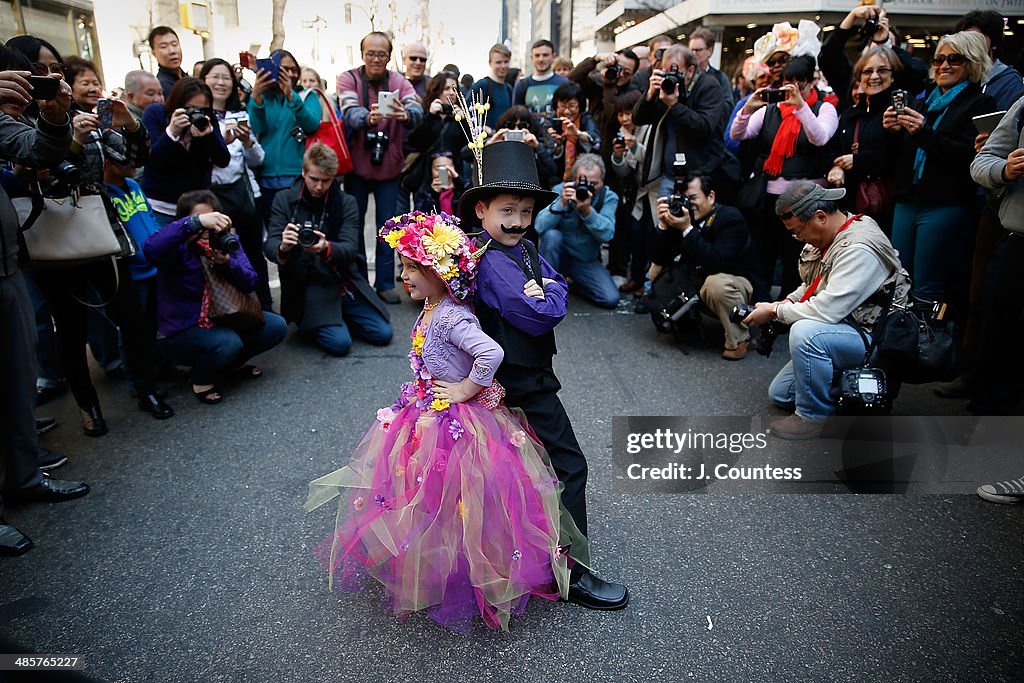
[
  {"xmin": 96, "ymin": 98, "xmax": 114, "ymax": 130},
  {"xmin": 27, "ymin": 75, "xmax": 59, "ymax": 101},
  {"xmin": 378, "ymin": 90, "xmax": 397, "ymax": 116}
]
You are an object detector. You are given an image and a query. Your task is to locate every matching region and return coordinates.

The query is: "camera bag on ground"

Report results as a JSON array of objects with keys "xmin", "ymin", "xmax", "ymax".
[
  {"xmin": 644, "ymin": 264, "xmax": 701, "ymax": 334},
  {"xmin": 14, "ymin": 189, "xmax": 135, "ymax": 269},
  {"xmin": 198, "ymin": 255, "xmax": 264, "ymax": 331}
]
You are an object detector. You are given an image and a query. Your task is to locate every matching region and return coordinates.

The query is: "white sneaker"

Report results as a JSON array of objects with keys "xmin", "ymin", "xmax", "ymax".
[
  {"xmin": 977, "ymin": 478, "xmax": 1024, "ymax": 504},
  {"xmin": 612, "ymin": 275, "xmax": 627, "ymax": 288}
]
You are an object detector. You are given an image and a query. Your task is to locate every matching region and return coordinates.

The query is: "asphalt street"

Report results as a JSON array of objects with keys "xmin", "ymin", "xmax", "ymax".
[{"xmin": 1, "ymin": 277, "xmax": 1022, "ymax": 682}]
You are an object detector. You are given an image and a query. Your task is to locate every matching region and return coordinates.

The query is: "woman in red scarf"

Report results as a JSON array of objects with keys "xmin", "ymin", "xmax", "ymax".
[{"xmin": 730, "ymin": 55, "xmax": 838, "ymax": 296}]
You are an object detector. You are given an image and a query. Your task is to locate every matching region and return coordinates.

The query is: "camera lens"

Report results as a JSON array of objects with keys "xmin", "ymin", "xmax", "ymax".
[
  {"xmin": 298, "ymin": 223, "xmax": 319, "ymax": 248},
  {"xmin": 210, "ymin": 230, "xmax": 240, "ymax": 254}
]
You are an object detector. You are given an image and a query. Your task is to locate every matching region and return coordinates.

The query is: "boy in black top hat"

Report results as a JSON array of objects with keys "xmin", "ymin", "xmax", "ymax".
[{"xmin": 462, "ymin": 141, "xmax": 629, "ymax": 610}]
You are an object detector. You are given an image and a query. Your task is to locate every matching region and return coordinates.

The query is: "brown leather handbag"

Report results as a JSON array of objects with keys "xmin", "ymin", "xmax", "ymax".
[{"xmin": 198, "ymin": 255, "xmax": 264, "ymax": 331}]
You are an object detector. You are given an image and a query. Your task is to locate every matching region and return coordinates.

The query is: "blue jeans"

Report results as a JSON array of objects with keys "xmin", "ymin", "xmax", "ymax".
[
  {"xmin": 308, "ymin": 291, "xmax": 393, "ymax": 356},
  {"xmin": 891, "ymin": 201, "xmax": 973, "ymax": 301},
  {"xmin": 768, "ymin": 319, "xmax": 871, "ymax": 422},
  {"xmin": 159, "ymin": 312, "xmax": 288, "ymax": 385},
  {"xmin": 539, "ymin": 229, "xmax": 620, "ymax": 309},
  {"xmin": 345, "ymin": 174, "xmax": 399, "ymax": 291}
]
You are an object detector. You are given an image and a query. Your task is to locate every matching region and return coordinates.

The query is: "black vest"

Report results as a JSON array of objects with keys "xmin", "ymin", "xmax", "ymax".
[{"xmin": 758, "ymin": 99, "xmax": 830, "ymax": 180}]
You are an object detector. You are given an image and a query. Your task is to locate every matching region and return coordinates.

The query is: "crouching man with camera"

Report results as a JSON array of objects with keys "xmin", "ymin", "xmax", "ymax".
[
  {"xmin": 741, "ymin": 182, "xmax": 909, "ymax": 440},
  {"xmin": 265, "ymin": 143, "xmax": 393, "ymax": 356},
  {"xmin": 535, "ymin": 153, "xmax": 621, "ymax": 308},
  {"xmin": 651, "ymin": 174, "xmax": 762, "ymax": 360}
]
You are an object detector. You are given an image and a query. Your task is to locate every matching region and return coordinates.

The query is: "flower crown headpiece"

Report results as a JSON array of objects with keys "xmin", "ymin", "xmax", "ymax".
[{"xmin": 379, "ymin": 211, "xmax": 483, "ymax": 303}]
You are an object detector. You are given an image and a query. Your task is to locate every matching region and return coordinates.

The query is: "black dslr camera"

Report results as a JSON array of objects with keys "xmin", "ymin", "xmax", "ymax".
[
  {"xmin": 660, "ymin": 64, "xmax": 686, "ymax": 96},
  {"xmin": 185, "ymin": 106, "xmax": 211, "ymax": 132},
  {"xmin": 858, "ymin": 15, "xmax": 880, "ymax": 37},
  {"xmin": 568, "ymin": 176, "xmax": 595, "ymax": 212},
  {"xmin": 441, "ymin": 102, "xmax": 454, "ymax": 116},
  {"xmin": 297, "ymin": 220, "xmax": 319, "ymax": 249},
  {"xmin": 42, "ymin": 160, "xmax": 81, "ymax": 197},
  {"xmin": 365, "ymin": 130, "xmax": 390, "ymax": 165},
  {"xmin": 603, "ymin": 64, "xmax": 621, "ymax": 83},
  {"xmin": 837, "ymin": 367, "xmax": 891, "ymax": 415},
  {"xmin": 667, "ymin": 156, "xmax": 692, "ymax": 220},
  {"xmin": 210, "ymin": 229, "xmax": 241, "ymax": 255},
  {"xmin": 731, "ymin": 304, "xmax": 785, "ymax": 357}
]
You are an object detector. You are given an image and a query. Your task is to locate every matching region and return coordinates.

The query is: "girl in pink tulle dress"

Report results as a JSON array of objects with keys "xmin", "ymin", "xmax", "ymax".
[{"xmin": 305, "ymin": 211, "xmax": 588, "ymax": 633}]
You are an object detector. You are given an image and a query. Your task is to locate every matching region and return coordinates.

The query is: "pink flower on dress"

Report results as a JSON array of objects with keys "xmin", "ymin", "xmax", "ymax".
[
  {"xmin": 510, "ymin": 430, "xmax": 527, "ymax": 447},
  {"xmin": 352, "ymin": 497, "xmax": 365, "ymax": 511},
  {"xmin": 376, "ymin": 407, "xmax": 396, "ymax": 431}
]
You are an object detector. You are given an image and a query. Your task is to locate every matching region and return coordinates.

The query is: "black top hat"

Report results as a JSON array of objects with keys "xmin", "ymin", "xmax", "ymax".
[{"xmin": 459, "ymin": 141, "xmax": 558, "ymax": 223}]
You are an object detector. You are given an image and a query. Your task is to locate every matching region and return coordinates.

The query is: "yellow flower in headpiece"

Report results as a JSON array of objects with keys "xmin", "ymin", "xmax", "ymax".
[
  {"xmin": 433, "ymin": 255, "xmax": 455, "ymax": 279},
  {"xmin": 430, "ymin": 397, "xmax": 450, "ymax": 412},
  {"xmin": 421, "ymin": 224, "xmax": 462, "ymax": 259},
  {"xmin": 454, "ymin": 112, "xmax": 463, "ymax": 121},
  {"xmin": 482, "ymin": 103, "xmax": 491, "ymax": 112},
  {"xmin": 385, "ymin": 229, "xmax": 405, "ymax": 248}
]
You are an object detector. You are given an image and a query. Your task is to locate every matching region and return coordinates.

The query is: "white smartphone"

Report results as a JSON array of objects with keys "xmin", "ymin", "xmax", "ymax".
[
  {"xmin": 438, "ymin": 166, "xmax": 451, "ymax": 188},
  {"xmin": 505, "ymin": 129, "xmax": 526, "ymax": 142},
  {"xmin": 973, "ymin": 111, "xmax": 1007, "ymax": 135},
  {"xmin": 378, "ymin": 90, "xmax": 397, "ymax": 116}
]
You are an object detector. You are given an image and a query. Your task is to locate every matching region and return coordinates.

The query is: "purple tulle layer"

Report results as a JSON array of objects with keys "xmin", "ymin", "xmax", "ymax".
[{"xmin": 312, "ymin": 400, "xmax": 571, "ymax": 633}]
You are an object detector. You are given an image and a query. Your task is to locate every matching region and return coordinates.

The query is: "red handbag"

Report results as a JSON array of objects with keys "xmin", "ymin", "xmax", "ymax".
[{"xmin": 305, "ymin": 89, "xmax": 353, "ymax": 176}]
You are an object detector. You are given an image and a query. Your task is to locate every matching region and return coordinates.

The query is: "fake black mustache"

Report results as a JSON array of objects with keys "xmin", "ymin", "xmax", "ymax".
[{"xmin": 500, "ymin": 223, "xmax": 529, "ymax": 235}]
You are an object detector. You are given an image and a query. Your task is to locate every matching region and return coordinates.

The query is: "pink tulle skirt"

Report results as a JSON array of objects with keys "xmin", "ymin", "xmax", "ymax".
[{"xmin": 306, "ymin": 399, "xmax": 586, "ymax": 633}]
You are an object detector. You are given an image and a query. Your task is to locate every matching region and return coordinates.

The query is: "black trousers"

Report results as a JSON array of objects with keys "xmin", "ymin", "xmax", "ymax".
[
  {"xmin": 0, "ymin": 271, "xmax": 45, "ymax": 518},
  {"xmin": 35, "ymin": 258, "xmax": 157, "ymax": 410},
  {"xmin": 498, "ymin": 365, "xmax": 589, "ymax": 537},
  {"xmin": 749, "ymin": 194, "xmax": 803, "ymax": 297},
  {"xmin": 973, "ymin": 232, "xmax": 1024, "ymax": 412}
]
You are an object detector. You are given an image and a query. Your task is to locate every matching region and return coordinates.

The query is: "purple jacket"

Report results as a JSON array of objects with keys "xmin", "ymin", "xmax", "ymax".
[
  {"xmin": 420, "ymin": 298, "xmax": 502, "ymax": 386},
  {"xmin": 475, "ymin": 242, "xmax": 568, "ymax": 337},
  {"xmin": 142, "ymin": 216, "xmax": 258, "ymax": 337},
  {"xmin": 337, "ymin": 67, "xmax": 423, "ymax": 181}
]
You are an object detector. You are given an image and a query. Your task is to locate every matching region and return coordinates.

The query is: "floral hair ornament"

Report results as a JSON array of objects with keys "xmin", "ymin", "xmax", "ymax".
[
  {"xmin": 378, "ymin": 211, "xmax": 483, "ymax": 303},
  {"xmin": 753, "ymin": 20, "xmax": 822, "ymax": 65},
  {"xmin": 449, "ymin": 89, "xmax": 490, "ymax": 185}
]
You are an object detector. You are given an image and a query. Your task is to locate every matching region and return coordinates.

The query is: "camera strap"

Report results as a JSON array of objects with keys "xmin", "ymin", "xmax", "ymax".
[{"xmin": 799, "ymin": 213, "xmax": 861, "ymax": 302}]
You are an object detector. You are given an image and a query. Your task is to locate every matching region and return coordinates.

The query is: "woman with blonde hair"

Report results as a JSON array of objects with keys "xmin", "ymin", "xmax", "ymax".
[{"xmin": 884, "ymin": 31, "xmax": 996, "ymax": 304}]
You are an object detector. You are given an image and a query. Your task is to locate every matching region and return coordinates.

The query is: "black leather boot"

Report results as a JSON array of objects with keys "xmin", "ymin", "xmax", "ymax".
[{"xmin": 80, "ymin": 405, "xmax": 108, "ymax": 437}]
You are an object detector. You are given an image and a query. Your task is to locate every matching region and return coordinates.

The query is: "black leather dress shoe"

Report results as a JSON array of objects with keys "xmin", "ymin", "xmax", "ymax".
[
  {"xmin": 80, "ymin": 405, "xmax": 108, "ymax": 437},
  {"xmin": 138, "ymin": 393, "xmax": 174, "ymax": 419},
  {"xmin": 0, "ymin": 522, "xmax": 33, "ymax": 556},
  {"xmin": 11, "ymin": 477, "xmax": 89, "ymax": 504},
  {"xmin": 566, "ymin": 571, "xmax": 630, "ymax": 611}
]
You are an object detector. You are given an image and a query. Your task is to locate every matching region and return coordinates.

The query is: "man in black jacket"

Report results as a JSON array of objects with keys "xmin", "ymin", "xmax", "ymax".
[
  {"xmin": 265, "ymin": 143, "xmax": 392, "ymax": 356},
  {"xmin": 632, "ymin": 45, "xmax": 726, "ymax": 198},
  {"xmin": 650, "ymin": 174, "xmax": 763, "ymax": 360},
  {"xmin": 1, "ymin": 68, "xmax": 89, "ymax": 556},
  {"xmin": 568, "ymin": 49, "xmax": 641, "ymax": 160}
]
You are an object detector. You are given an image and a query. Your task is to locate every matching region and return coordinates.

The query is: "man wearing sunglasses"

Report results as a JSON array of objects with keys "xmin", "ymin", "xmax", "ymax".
[{"xmin": 401, "ymin": 42, "xmax": 429, "ymax": 101}]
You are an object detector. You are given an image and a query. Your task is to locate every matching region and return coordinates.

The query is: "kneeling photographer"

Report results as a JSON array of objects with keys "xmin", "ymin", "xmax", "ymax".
[
  {"xmin": 265, "ymin": 143, "xmax": 393, "ymax": 356},
  {"xmin": 647, "ymin": 174, "xmax": 763, "ymax": 360},
  {"xmin": 536, "ymin": 153, "xmax": 620, "ymax": 309},
  {"xmin": 143, "ymin": 190, "xmax": 287, "ymax": 404},
  {"xmin": 741, "ymin": 182, "xmax": 910, "ymax": 440}
]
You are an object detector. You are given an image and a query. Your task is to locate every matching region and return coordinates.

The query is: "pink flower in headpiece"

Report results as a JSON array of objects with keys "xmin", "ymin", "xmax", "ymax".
[{"xmin": 774, "ymin": 24, "xmax": 800, "ymax": 54}]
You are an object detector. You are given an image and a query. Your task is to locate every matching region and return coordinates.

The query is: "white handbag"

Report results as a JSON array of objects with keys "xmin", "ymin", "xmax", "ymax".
[{"xmin": 14, "ymin": 191, "xmax": 130, "ymax": 267}]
